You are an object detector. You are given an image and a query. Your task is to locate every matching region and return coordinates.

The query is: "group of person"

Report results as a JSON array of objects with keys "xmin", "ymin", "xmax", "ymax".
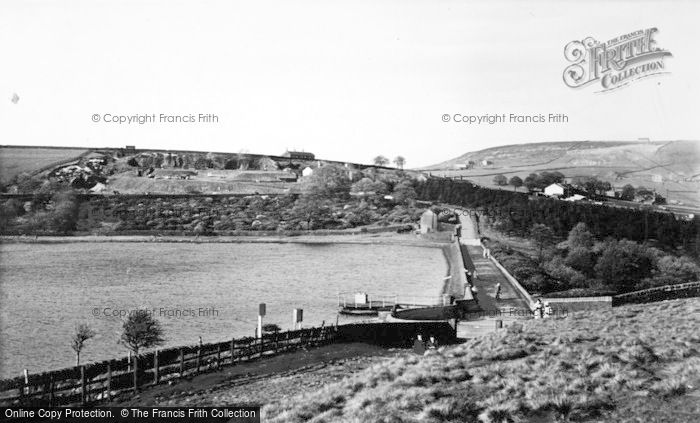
[
  {"xmin": 412, "ymin": 334, "xmax": 438, "ymax": 354},
  {"xmin": 531, "ymin": 299, "xmax": 553, "ymax": 319}
]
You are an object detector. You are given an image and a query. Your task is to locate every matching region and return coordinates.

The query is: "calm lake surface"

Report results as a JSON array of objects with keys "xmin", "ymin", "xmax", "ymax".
[{"xmin": 0, "ymin": 242, "xmax": 445, "ymax": 378}]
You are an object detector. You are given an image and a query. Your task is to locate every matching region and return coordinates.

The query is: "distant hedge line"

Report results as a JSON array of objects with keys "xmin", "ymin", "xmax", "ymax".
[{"xmin": 415, "ymin": 178, "xmax": 698, "ymax": 253}]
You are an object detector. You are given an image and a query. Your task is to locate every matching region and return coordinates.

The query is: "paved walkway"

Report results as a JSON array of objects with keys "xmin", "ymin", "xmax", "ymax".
[{"xmin": 453, "ymin": 210, "xmax": 532, "ymax": 338}]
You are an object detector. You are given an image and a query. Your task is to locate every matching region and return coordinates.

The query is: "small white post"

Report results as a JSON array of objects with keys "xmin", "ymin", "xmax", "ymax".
[
  {"xmin": 293, "ymin": 308, "xmax": 303, "ymax": 330},
  {"xmin": 258, "ymin": 303, "xmax": 266, "ymax": 338},
  {"xmin": 23, "ymin": 368, "xmax": 28, "ymax": 397}
]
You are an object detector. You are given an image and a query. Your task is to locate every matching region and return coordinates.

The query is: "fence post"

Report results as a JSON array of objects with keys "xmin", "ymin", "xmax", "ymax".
[
  {"xmin": 106, "ymin": 363, "xmax": 112, "ymax": 403},
  {"xmin": 230, "ymin": 339, "xmax": 235, "ymax": 365},
  {"xmin": 80, "ymin": 365, "xmax": 86, "ymax": 404},
  {"xmin": 133, "ymin": 355, "xmax": 139, "ymax": 393},
  {"xmin": 179, "ymin": 348, "xmax": 185, "ymax": 378},
  {"xmin": 20, "ymin": 369, "xmax": 28, "ymax": 404},
  {"xmin": 153, "ymin": 350, "xmax": 159, "ymax": 384},
  {"xmin": 49, "ymin": 373, "xmax": 55, "ymax": 407}
]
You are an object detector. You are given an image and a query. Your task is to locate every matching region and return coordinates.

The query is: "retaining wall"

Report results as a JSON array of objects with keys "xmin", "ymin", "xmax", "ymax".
[
  {"xmin": 337, "ymin": 322, "xmax": 457, "ymax": 347},
  {"xmin": 612, "ymin": 281, "xmax": 700, "ymax": 306}
]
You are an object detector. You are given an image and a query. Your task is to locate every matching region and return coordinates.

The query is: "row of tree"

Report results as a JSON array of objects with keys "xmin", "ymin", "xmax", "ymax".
[
  {"xmin": 493, "ymin": 174, "xmax": 523, "ymax": 190},
  {"xmin": 493, "ymin": 171, "xmax": 568, "ymax": 192},
  {"xmin": 490, "ymin": 171, "xmax": 665, "ymax": 203},
  {"xmin": 373, "ymin": 155, "xmax": 406, "ymax": 169},
  {"xmin": 71, "ymin": 311, "xmax": 164, "ymax": 367},
  {"xmin": 416, "ymin": 178, "xmax": 698, "ymax": 253}
]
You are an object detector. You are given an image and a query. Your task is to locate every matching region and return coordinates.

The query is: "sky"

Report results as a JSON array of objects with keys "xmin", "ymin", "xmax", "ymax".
[{"xmin": 0, "ymin": 0, "xmax": 698, "ymax": 167}]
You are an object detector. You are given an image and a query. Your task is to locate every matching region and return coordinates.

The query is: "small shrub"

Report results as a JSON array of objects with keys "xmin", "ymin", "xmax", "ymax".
[{"xmin": 651, "ymin": 377, "xmax": 688, "ymax": 398}]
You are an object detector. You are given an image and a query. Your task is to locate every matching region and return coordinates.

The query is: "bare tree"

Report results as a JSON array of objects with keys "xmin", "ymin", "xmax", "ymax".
[
  {"xmin": 393, "ymin": 156, "xmax": 406, "ymax": 169},
  {"xmin": 71, "ymin": 323, "xmax": 95, "ymax": 366},
  {"xmin": 373, "ymin": 155, "xmax": 389, "ymax": 166}
]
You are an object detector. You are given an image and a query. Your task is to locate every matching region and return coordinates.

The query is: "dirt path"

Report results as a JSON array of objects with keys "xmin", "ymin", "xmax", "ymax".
[{"xmin": 110, "ymin": 343, "xmax": 404, "ymax": 408}]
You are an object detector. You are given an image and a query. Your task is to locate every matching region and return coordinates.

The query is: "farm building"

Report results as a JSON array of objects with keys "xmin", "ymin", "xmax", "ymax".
[
  {"xmin": 480, "ymin": 160, "xmax": 493, "ymax": 166},
  {"xmin": 302, "ymin": 167, "xmax": 314, "ymax": 177},
  {"xmin": 278, "ymin": 171, "xmax": 298, "ymax": 182},
  {"xmin": 282, "ymin": 150, "xmax": 315, "ymax": 160},
  {"xmin": 544, "ymin": 183, "xmax": 565, "ymax": 197}
]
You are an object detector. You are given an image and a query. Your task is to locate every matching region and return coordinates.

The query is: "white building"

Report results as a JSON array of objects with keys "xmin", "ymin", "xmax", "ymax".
[
  {"xmin": 301, "ymin": 167, "xmax": 314, "ymax": 177},
  {"xmin": 544, "ymin": 183, "xmax": 565, "ymax": 197},
  {"xmin": 564, "ymin": 194, "xmax": 586, "ymax": 202}
]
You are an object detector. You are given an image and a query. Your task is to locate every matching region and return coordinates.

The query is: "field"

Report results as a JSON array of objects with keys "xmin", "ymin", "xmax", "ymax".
[
  {"xmin": 425, "ymin": 141, "xmax": 700, "ymax": 208},
  {"xmin": 0, "ymin": 146, "xmax": 89, "ymax": 183},
  {"xmin": 263, "ymin": 298, "xmax": 700, "ymax": 422}
]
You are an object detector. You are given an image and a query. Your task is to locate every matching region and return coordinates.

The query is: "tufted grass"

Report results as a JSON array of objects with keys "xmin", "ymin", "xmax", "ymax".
[{"xmin": 262, "ymin": 298, "xmax": 700, "ymax": 422}]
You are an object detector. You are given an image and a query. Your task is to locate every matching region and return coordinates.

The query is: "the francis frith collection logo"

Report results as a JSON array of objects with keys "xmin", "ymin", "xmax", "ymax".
[{"xmin": 563, "ymin": 28, "xmax": 672, "ymax": 92}]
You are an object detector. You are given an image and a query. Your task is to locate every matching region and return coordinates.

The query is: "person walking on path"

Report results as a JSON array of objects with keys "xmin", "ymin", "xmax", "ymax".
[
  {"xmin": 495, "ymin": 282, "xmax": 501, "ymax": 300},
  {"xmin": 532, "ymin": 299, "xmax": 543, "ymax": 319},
  {"xmin": 544, "ymin": 302, "xmax": 553, "ymax": 318}
]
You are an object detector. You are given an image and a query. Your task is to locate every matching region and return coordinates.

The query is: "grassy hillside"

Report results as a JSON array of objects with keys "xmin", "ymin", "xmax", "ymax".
[
  {"xmin": 263, "ymin": 298, "xmax": 700, "ymax": 422},
  {"xmin": 0, "ymin": 146, "xmax": 89, "ymax": 183},
  {"xmin": 425, "ymin": 140, "xmax": 700, "ymax": 207}
]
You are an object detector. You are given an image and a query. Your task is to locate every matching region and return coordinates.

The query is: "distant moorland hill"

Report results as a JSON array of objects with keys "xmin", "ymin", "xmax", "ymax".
[{"xmin": 425, "ymin": 140, "xmax": 700, "ymax": 207}]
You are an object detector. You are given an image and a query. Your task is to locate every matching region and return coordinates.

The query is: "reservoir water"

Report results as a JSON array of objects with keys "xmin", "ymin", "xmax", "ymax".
[{"xmin": 0, "ymin": 242, "xmax": 445, "ymax": 378}]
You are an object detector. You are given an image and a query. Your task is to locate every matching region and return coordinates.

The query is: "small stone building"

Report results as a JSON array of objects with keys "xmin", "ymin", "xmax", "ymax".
[{"xmin": 420, "ymin": 210, "xmax": 438, "ymax": 234}]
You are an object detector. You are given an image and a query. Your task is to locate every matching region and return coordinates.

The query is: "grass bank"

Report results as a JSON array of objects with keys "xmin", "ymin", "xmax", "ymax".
[{"xmin": 263, "ymin": 298, "xmax": 700, "ymax": 422}]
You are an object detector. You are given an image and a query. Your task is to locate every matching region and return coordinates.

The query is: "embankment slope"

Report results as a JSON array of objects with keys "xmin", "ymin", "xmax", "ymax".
[{"xmin": 263, "ymin": 298, "xmax": 700, "ymax": 422}]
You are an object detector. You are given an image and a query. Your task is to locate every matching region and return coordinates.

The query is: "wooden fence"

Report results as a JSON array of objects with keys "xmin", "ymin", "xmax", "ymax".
[{"xmin": 0, "ymin": 326, "xmax": 337, "ymax": 407}]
